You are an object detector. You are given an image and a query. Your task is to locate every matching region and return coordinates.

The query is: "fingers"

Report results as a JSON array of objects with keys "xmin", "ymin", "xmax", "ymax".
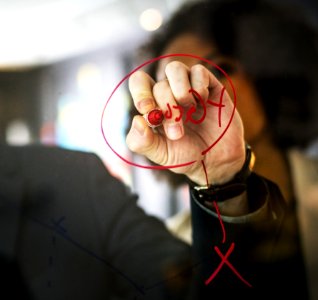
[
  {"xmin": 129, "ymin": 71, "xmax": 156, "ymax": 114},
  {"xmin": 126, "ymin": 115, "xmax": 155, "ymax": 153},
  {"xmin": 190, "ymin": 63, "xmax": 235, "ymax": 118},
  {"xmin": 165, "ymin": 61, "xmax": 196, "ymax": 107},
  {"xmin": 153, "ymin": 80, "xmax": 184, "ymax": 140},
  {"xmin": 127, "ymin": 60, "xmax": 242, "ymax": 179},
  {"xmin": 128, "ymin": 62, "xmax": 230, "ymax": 142},
  {"xmin": 190, "ymin": 64, "xmax": 211, "ymax": 101},
  {"xmin": 126, "ymin": 115, "xmax": 165, "ymax": 165}
]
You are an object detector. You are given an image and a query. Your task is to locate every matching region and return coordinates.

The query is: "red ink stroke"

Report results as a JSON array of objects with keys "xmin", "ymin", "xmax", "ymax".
[
  {"xmin": 205, "ymin": 243, "xmax": 252, "ymax": 287},
  {"xmin": 201, "ymin": 160, "xmax": 226, "ymax": 243},
  {"xmin": 172, "ymin": 105, "xmax": 184, "ymax": 122},
  {"xmin": 201, "ymin": 161, "xmax": 250, "ymax": 288},
  {"xmin": 207, "ymin": 86, "xmax": 226, "ymax": 128},
  {"xmin": 185, "ymin": 88, "xmax": 207, "ymax": 124},
  {"xmin": 201, "ymin": 160, "xmax": 210, "ymax": 186},
  {"xmin": 165, "ymin": 103, "xmax": 173, "ymax": 119},
  {"xmin": 101, "ymin": 53, "xmax": 237, "ymax": 170},
  {"xmin": 165, "ymin": 88, "xmax": 225, "ymax": 126},
  {"xmin": 213, "ymin": 201, "xmax": 226, "ymax": 244},
  {"xmin": 202, "ymin": 85, "xmax": 230, "ymax": 156}
]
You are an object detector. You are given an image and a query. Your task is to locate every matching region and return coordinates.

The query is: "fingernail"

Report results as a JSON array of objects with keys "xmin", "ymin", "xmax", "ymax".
[
  {"xmin": 167, "ymin": 123, "xmax": 183, "ymax": 140},
  {"xmin": 137, "ymin": 99, "xmax": 153, "ymax": 112}
]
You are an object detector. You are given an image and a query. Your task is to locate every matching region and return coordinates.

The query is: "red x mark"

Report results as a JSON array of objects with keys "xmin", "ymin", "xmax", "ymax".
[
  {"xmin": 205, "ymin": 242, "xmax": 252, "ymax": 287},
  {"xmin": 200, "ymin": 135, "xmax": 252, "ymax": 288}
]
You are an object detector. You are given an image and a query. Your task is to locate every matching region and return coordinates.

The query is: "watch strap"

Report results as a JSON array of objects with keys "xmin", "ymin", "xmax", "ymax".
[{"xmin": 190, "ymin": 144, "xmax": 255, "ymax": 202}]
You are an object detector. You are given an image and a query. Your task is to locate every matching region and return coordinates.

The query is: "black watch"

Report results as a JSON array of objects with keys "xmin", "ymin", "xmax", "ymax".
[{"xmin": 190, "ymin": 144, "xmax": 255, "ymax": 202}]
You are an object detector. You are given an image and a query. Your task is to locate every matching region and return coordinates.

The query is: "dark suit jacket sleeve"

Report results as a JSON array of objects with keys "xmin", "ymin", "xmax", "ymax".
[
  {"xmin": 5, "ymin": 145, "xmax": 191, "ymax": 300},
  {"xmin": 82, "ymin": 151, "xmax": 192, "ymax": 299},
  {"xmin": 189, "ymin": 172, "xmax": 309, "ymax": 299}
]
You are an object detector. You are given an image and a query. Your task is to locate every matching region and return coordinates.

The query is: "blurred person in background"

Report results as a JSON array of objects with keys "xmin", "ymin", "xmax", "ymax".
[
  {"xmin": 127, "ymin": 0, "xmax": 318, "ymax": 298},
  {"xmin": 0, "ymin": 144, "xmax": 194, "ymax": 300}
]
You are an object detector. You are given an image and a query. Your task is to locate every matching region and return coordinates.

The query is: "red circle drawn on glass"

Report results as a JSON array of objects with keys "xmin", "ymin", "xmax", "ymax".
[{"xmin": 100, "ymin": 53, "xmax": 237, "ymax": 170}]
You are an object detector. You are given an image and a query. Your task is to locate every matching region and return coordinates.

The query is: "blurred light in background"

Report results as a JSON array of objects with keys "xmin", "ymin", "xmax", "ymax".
[
  {"xmin": 6, "ymin": 119, "xmax": 32, "ymax": 145},
  {"xmin": 139, "ymin": 8, "xmax": 163, "ymax": 31},
  {"xmin": 0, "ymin": 0, "xmax": 191, "ymax": 220},
  {"xmin": 56, "ymin": 62, "xmax": 103, "ymax": 154},
  {"xmin": 55, "ymin": 58, "xmax": 132, "ymax": 186},
  {"xmin": 0, "ymin": 0, "xmax": 135, "ymax": 68}
]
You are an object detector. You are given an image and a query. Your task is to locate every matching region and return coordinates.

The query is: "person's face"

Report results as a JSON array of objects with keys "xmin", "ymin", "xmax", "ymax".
[{"xmin": 156, "ymin": 33, "xmax": 267, "ymax": 145}]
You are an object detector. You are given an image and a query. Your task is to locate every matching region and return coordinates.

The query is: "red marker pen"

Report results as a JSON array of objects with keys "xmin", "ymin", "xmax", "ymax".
[{"xmin": 143, "ymin": 108, "xmax": 164, "ymax": 128}]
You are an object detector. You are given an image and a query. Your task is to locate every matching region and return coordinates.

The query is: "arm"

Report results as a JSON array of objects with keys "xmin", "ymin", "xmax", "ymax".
[
  {"xmin": 189, "ymin": 173, "xmax": 308, "ymax": 298},
  {"xmin": 126, "ymin": 62, "xmax": 309, "ymax": 298},
  {"xmin": 85, "ymin": 152, "xmax": 192, "ymax": 299},
  {"xmin": 15, "ymin": 145, "xmax": 192, "ymax": 300}
]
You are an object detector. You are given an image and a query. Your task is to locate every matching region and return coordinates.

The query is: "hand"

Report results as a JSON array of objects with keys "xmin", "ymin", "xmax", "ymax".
[{"xmin": 126, "ymin": 61, "xmax": 245, "ymax": 186}]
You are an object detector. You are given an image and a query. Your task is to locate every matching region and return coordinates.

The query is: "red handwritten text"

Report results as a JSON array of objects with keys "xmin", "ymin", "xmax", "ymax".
[{"xmin": 164, "ymin": 87, "xmax": 226, "ymax": 126}]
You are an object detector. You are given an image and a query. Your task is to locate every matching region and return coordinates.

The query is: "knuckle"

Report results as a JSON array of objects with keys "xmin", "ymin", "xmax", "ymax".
[
  {"xmin": 165, "ymin": 61, "xmax": 185, "ymax": 75},
  {"xmin": 191, "ymin": 63, "xmax": 207, "ymax": 74},
  {"xmin": 193, "ymin": 87, "xmax": 207, "ymax": 98},
  {"xmin": 153, "ymin": 80, "xmax": 169, "ymax": 95},
  {"xmin": 129, "ymin": 70, "xmax": 142, "ymax": 86},
  {"xmin": 131, "ymin": 70, "xmax": 146, "ymax": 80},
  {"xmin": 191, "ymin": 64, "xmax": 210, "ymax": 82},
  {"xmin": 174, "ymin": 89, "xmax": 190, "ymax": 103}
]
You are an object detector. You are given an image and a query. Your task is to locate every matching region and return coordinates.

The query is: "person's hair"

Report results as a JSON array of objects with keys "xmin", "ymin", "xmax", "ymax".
[{"xmin": 130, "ymin": 0, "xmax": 318, "ymax": 186}]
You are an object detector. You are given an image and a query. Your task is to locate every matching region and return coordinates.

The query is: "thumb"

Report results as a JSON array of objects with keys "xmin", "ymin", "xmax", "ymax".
[{"xmin": 126, "ymin": 115, "xmax": 159, "ymax": 157}]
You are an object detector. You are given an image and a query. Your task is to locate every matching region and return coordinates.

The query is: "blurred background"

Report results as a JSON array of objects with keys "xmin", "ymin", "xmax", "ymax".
[{"xmin": 1, "ymin": 0, "xmax": 317, "ymax": 220}]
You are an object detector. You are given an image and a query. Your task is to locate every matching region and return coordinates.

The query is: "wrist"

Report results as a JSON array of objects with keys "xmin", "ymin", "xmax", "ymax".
[{"xmin": 189, "ymin": 144, "xmax": 255, "ymax": 203}]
